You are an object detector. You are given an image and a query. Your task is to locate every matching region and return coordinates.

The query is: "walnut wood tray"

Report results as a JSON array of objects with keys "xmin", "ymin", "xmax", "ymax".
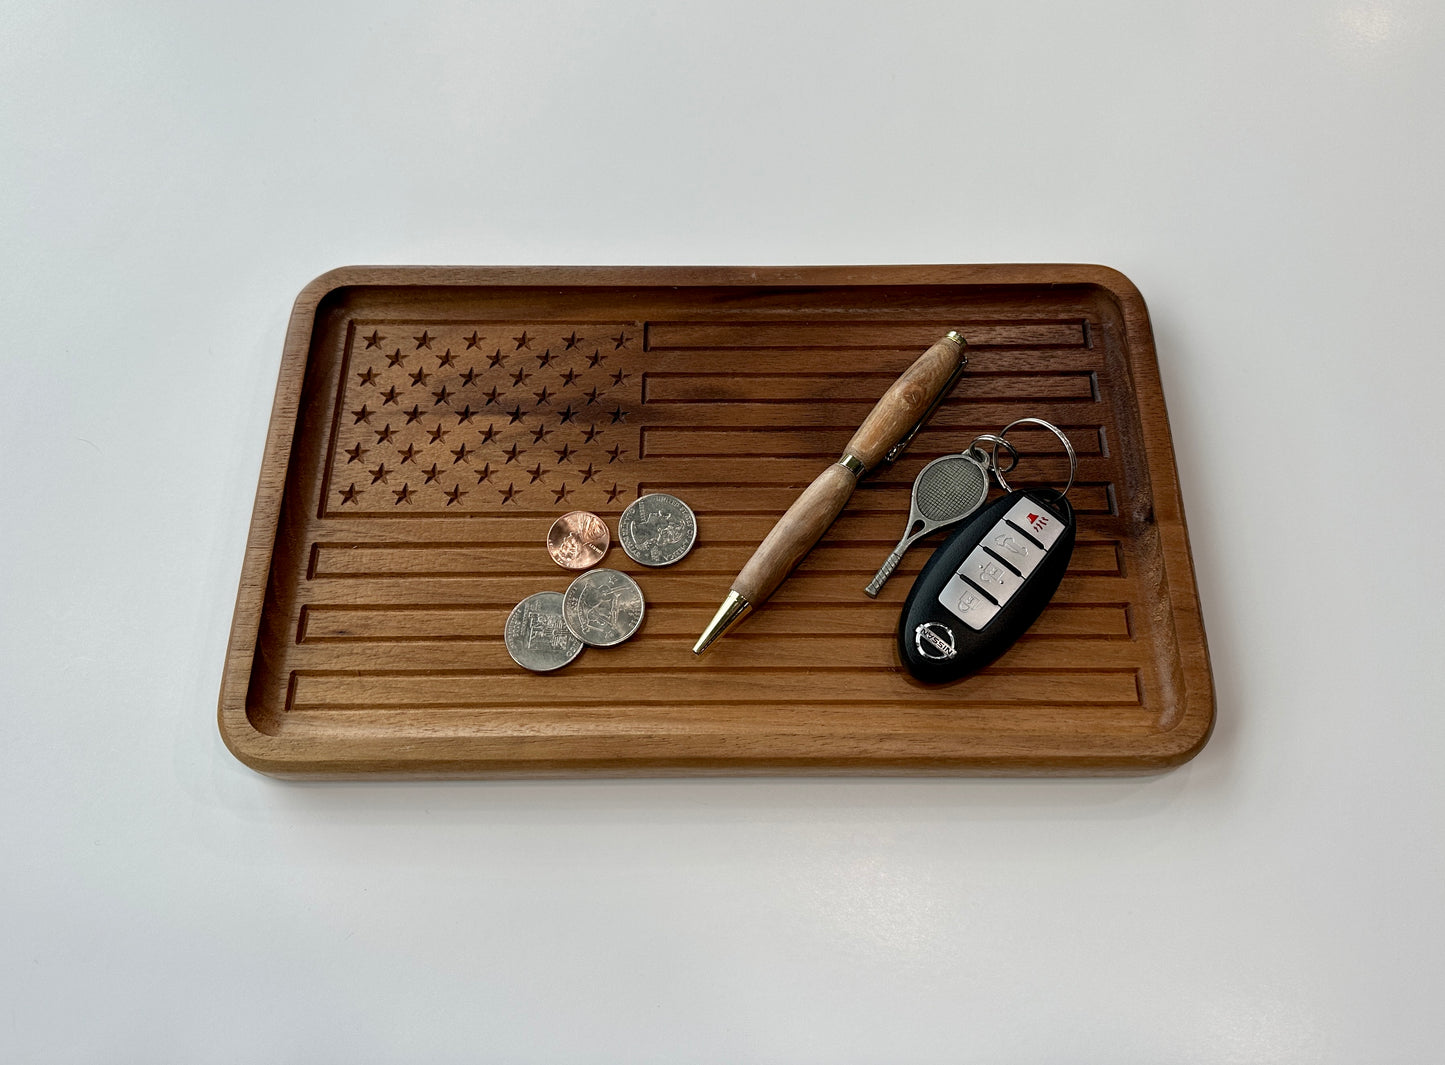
[{"xmin": 219, "ymin": 265, "xmax": 1213, "ymax": 776}]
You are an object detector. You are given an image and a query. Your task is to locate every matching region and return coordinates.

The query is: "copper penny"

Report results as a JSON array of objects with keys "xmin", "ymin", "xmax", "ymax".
[{"xmin": 547, "ymin": 511, "xmax": 610, "ymax": 569}]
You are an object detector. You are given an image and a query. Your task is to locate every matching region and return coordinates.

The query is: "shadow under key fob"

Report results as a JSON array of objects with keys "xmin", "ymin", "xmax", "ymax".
[{"xmin": 897, "ymin": 489, "xmax": 1075, "ymax": 683}]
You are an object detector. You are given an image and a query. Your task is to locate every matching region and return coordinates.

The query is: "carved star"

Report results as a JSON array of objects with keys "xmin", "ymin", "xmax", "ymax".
[
  {"xmin": 464, "ymin": 330, "xmax": 483, "ymax": 349},
  {"xmin": 444, "ymin": 484, "xmax": 466, "ymax": 506},
  {"xmin": 553, "ymin": 483, "xmax": 573, "ymax": 503},
  {"xmin": 513, "ymin": 331, "xmax": 531, "ymax": 350},
  {"xmin": 422, "ymin": 463, "xmax": 443, "ymax": 484},
  {"xmin": 479, "ymin": 423, "xmax": 498, "ymax": 444},
  {"xmin": 507, "ymin": 404, "xmax": 525, "ymax": 424},
  {"xmin": 487, "ymin": 349, "xmax": 506, "ymax": 368},
  {"xmin": 451, "ymin": 442, "xmax": 472, "ymax": 464},
  {"xmin": 579, "ymin": 462, "xmax": 598, "ymax": 484},
  {"xmin": 475, "ymin": 462, "xmax": 493, "ymax": 484},
  {"xmin": 345, "ymin": 443, "xmax": 368, "ymax": 463},
  {"xmin": 387, "ymin": 348, "xmax": 406, "ymax": 367},
  {"xmin": 612, "ymin": 331, "xmax": 630, "ymax": 349},
  {"xmin": 502, "ymin": 443, "xmax": 524, "ymax": 464},
  {"xmin": 499, "ymin": 483, "xmax": 519, "ymax": 504},
  {"xmin": 455, "ymin": 404, "xmax": 476, "ymax": 424},
  {"xmin": 357, "ymin": 367, "xmax": 378, "ymax": 386},
  {"xmin": 510, "ymin": 367, "xmax": 532, "ymax": 387},
  {"xmin": 351, "ymin": 404, "xmax": 372, "ymax": 424},
  {"xmin": 363, "ymin": 331, "xmax": 384, "ymax": 349},
  {"xmin": 436, "ymin": 348, "xmax": 456, "ymax": 368},
  {"xmin": 582, "ymin": 424, "xmax": 603, "ymax": 444},
  {"xmin": 527, "ymin": 462, "xmax": 547, "ymax": 484},
  {"xmin": 482, "ymin": 387, "xmax": 501, "ymax": 406},
  {"xmin": 563, "ymin": 331, "xmax": 582, "ymax": 349},
  {"xmin": 531, "ymin": 423, "xmax": 553, "ymax": 444},
  {"xmin": 427, "ymin": 423, "xmax": 449, "ymax": 444},
  {"xmin": 397, "ymin": 443, "xmax": 417, "ymax": 464},
  {"xmin": 403, "ymin": 404, "xmax": 424, "ymax": 425},
  {"xmin": 609, "ymin": 406, "xmax": 626, "ymax": 424},
  {"xmin": 393, "ymin": 484, "xmax": 415, "ymax": 505},
  {"xmin": 338, "ymin": 483, "xmax": 361, "ymax": 505},
  {"xmin": 610, "ymin": 369, "xmax": 630, "ymax": 386},
  {"xmin": 535, "ymin": 349, "xmax": 554, "ymax": 368},
  {"xmin": 370, "ymin": 463, "xmax": 390, "ymax": 484},
  {"xmin": 380, "ymin": 385, "xmax": 399, "ymax": 405},
  {"xmin": 559, "ymin": 368, "xmax": 580, "ymax": 387},
  {"xmin": 431, "ymin": 385, "xmax": 452, "ymax": 406},
  {"xmin": 557, "ymin": 404, "xmax": 576, "ymax": 425},
  {"xmin": 460, "ymin": 367, "xmax": 480, "ymax": 387},
  {"xmin": 605, "ymin": 483, "xmax": 625, "ymax": 502},
  {"xmin": 374, "ymin": 423, "xmax": 396, "ymax": 444},
  {"xmin": 533, "ymin": 385, "xmax": 552, "ymax": 405},
  {"xmin": 587, "ymin": 350, "xmax": 606, "ymax": 368},
  {"xmin": 606, "ymin": 445, "xmax": 625, "ymax": 463},
  {"xmin": 414, "ymin": 331, "xmax": 433, "ymax": 349},
  {"xmin": 409, "ymin": 366, "xmax": 431, "ymax": 387},
  {"xmin": 583, "ymin": 387, "xmax": 601, "ymax": 405},
  {"xmin": 554, "ymin": 443, "xmax": 575, "ymax": 464}
]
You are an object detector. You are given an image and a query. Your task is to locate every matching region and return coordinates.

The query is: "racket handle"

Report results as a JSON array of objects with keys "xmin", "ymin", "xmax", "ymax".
[{"xmin": 864, "ymin": 551, "xmax": 904, "ymax": 598}]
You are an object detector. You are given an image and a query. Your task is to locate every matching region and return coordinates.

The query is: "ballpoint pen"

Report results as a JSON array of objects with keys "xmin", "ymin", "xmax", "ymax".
[{"xmin": 692, "ymin": 331, "xmax": 969, "ymax": 654}]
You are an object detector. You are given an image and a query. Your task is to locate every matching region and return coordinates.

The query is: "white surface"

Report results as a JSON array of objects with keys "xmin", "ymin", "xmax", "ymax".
[{"xmin": 2, "ymin": 1, "xmax": 1442, "ymax": 1060}]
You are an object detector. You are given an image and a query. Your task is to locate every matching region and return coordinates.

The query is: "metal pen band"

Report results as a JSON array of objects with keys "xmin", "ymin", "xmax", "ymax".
[{"xmin": 838, "ymin": 453, "xmax": 868, "ymax": 478}]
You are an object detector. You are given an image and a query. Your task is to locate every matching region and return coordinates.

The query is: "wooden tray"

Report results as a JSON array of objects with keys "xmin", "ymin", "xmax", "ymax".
[{"xmin": 219, "ymin": 265, "xmax": 1213, "ymax": 776}]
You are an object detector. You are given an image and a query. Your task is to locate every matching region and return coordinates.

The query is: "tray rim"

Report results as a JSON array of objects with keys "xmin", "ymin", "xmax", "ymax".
[{"xmin": 218, "ymin": 264, "xmax": 1214, "ymax": 777}]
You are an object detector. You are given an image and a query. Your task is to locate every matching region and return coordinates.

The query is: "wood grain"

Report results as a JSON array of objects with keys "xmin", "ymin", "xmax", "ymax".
[
  {"xmin": 732, "ymin": 461, "xmax": 855, "ymax": 605},
  {"xmin": 217, "ymin": 265, "xmax": 1215, "ymax": 776}
]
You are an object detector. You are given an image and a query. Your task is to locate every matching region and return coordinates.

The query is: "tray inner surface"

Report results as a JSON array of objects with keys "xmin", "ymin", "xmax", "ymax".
[{"xmin": 227, "ymin": 272, "xmax": 1212, "ymax": 774}]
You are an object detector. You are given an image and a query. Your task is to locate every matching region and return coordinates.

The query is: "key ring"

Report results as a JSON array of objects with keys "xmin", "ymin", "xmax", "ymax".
[
  {"xmin": 991, "ymin": 418, "xmax": 1077, "ymax": 499},
  {"xmin": 967, "ymin": 433, "xmax": 1018, "ymax": 475}
]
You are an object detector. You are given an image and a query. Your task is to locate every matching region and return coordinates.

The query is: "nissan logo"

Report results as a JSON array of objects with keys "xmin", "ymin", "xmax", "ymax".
[{"xmin": 914, "ymin": 621, "xmax": 957, "ymax": 660}]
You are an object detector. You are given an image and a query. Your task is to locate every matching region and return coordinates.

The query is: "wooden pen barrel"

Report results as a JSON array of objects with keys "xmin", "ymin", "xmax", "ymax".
[
  {"xmin": 843, "ymin": 333, "xmax": 966, "ymax": 467},
  {"xmin": 730, "ymin": 333, "xmax": 966, "ymax": 606},
  {"xmin": 733, "ymin": 462, "xmax": 856, "ymax": 604}
]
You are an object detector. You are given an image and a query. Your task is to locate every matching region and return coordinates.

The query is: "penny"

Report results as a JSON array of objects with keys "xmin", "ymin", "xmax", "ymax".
[
  {"xmin": 617, "ymin": 493, "xmax": 697, "ymax": 567},
  {"xmin": 546, "ymin": 510, "xmax": 610, "ymax": 569},
  {"xmin": 561, "ymin": 569, "xmax": 645, "ymax": 647},
  {"xmin": 504, "ymin": 591, "xmax": 584, "ymax": 672}
]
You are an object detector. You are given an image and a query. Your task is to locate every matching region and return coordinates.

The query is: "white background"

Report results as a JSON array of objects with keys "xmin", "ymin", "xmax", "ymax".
[{"xmin": 2, "ymin": 1, "xmax": 1442, "ymax": 1061}]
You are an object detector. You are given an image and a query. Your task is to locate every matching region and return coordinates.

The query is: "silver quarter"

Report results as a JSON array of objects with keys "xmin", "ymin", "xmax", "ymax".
[
  {"xmin": 504, "ymin": 591, "xmax": 584, "ymax": 672},
  {"xmin": 618, "ymin": 493, "xmax": 697, "ymax": 567},
  {"xmin": 562, "ymin": 568, "xmax": 645, "ymax": 646}
]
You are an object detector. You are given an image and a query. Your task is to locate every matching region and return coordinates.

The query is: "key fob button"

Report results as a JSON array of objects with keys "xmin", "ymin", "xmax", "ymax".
[
  {"xmin": 985, "ymin": 523, "xmax": 1041, "ymax": 576},
  {"xmin": 956, "ymin": 546, "xmax": 1025, "ymax": 604},
  {"xmin": 1002, "ymin": 497, "xmax": 1064, "ymax": 548},
  {"xmin": 939, "ymin": 573, "xmax": 1003, "ymax": 630}
]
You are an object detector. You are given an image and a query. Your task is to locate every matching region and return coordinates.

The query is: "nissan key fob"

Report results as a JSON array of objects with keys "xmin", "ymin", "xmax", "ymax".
[{"xmin": 897, "ymin": 489, "xmax": 1075, "ymax": 683}]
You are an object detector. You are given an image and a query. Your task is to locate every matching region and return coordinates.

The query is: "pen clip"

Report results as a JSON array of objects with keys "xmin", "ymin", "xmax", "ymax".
[{"xmin": 882, "ymin": 331, "xmax": 969, "ymax": 465}]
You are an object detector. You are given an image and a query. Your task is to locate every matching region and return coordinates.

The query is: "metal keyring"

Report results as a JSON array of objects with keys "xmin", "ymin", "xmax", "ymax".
[
  {"xmin": 967, "ymin": 433, "xmax": 1018, "ymax": 474},
  {"xmin": 991, "ymin": 418, "xmax": 1077, "ymax": 499}
]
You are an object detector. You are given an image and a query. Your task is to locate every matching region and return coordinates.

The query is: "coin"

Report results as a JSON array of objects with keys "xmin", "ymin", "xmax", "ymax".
[
  {"xmin": 504, "ymin": 591, "xmax": 584, "ymax": 672},
  {"xmin": 617, "ymin": 493, "xmax": 697, "ymax": 567},
  {"xmin": 547, "ymin": 510, "xmax": 610, "ymax": 569},
  {"xmin": 561, "ymin": 568, "xmax": 645, "ymax": 647}
]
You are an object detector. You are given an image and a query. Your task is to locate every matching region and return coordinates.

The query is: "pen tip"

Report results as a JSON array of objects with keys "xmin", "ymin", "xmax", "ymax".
[{"xmin": 692, "ymin": 590, "xmax": 752, "ymax": 655}]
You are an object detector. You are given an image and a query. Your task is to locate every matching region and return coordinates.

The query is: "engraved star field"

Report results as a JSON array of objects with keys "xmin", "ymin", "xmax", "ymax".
[{"xmin": 331, "ymin": 324, "xmax": 640, "ymax": 512}]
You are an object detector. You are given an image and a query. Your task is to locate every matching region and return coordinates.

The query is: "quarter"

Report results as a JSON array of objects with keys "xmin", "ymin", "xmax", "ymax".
[
  {"xmin": 504, "ymin": 591, "xmax": 585, "ymax": 672},
  {"xmin": 547, "ymin": 510, "xmax": 610, "ymax": 569},
  {"xmin": 561, "ymin": 568, "xmax": 645, "ymax": 647},
  {"xmin": 618, "ymin": 493, "xmax": 697, "ymax": 567}
]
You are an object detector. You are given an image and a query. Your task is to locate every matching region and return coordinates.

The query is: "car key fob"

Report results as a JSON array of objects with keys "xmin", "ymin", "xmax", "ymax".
[{"xmin": 897, "ymin": 488, "xmax": 1074, "ymax": 683}]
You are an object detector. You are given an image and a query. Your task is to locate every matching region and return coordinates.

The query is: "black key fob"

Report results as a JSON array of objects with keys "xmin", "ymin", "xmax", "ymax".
[{"xmin": 897, "ymin": 489, "xmax": 1075, "ymax": 683}]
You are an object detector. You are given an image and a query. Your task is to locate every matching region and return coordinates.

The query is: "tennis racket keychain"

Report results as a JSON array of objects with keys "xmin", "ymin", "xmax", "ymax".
[{"xmin": 896, "ymin": 418, "xmax": 1078, "ymax": 682}]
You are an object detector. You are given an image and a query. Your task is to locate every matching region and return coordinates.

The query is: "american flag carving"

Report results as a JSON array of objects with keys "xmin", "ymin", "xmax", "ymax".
[{"xmin": 327, "ymin": 324, "xmax": 643, "ymax": 514}]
